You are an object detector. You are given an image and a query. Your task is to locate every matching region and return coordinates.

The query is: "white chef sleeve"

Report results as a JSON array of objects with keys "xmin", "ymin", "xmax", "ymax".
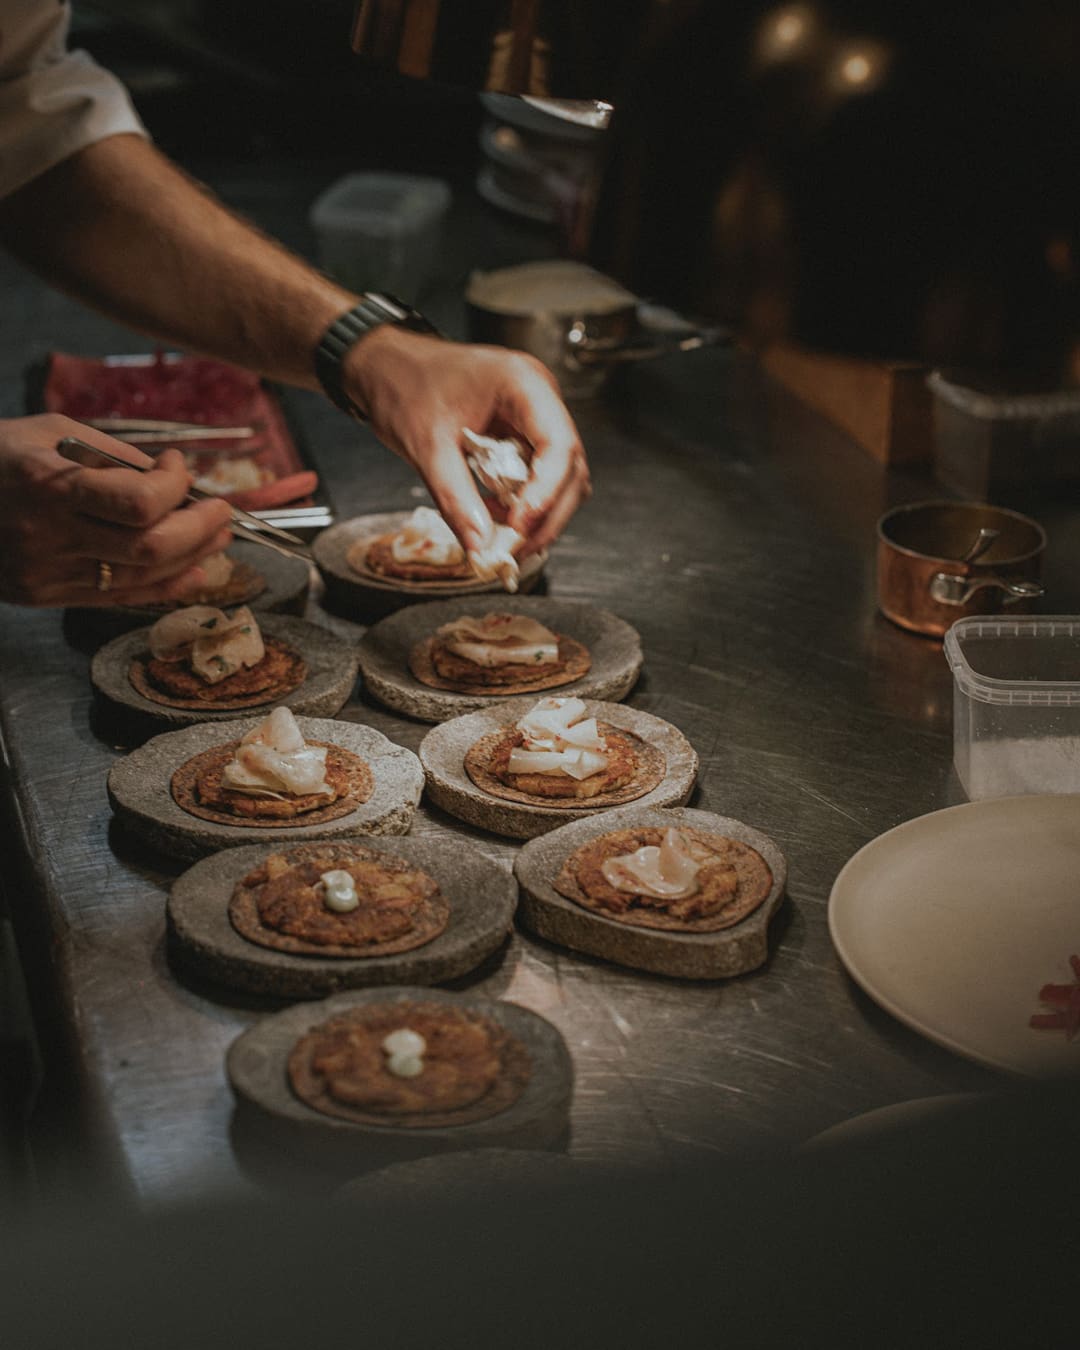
[{"xmin": 0, "ymin": 0, "xmax": 148, "ymax": 200}]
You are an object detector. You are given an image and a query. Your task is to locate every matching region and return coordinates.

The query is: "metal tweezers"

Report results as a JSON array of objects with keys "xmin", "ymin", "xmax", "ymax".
[
  {"xmin": 83, "ymin": 418, "xmax": 257, "ymax": 444},
  {"xmin": 56, "ymin": 435, "xmax": 312, "ymax": 562}
]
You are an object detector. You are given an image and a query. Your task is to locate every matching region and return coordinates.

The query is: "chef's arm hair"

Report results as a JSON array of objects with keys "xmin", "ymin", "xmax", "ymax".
[{"xmin": 0, "ymin": 132, "xmax": 367, "ymax": 392}]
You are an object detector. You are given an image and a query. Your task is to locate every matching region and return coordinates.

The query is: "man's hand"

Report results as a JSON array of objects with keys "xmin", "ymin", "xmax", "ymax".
[
  {"xmin": 0, "ymin": 415, "xmax": 234, "ymax": 607},
  {"xmin": 343, "ymin": 327, "xmax": 591, "ymax": 558}
]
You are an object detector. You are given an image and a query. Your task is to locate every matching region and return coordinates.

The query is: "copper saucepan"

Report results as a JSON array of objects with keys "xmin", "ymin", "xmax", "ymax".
[{"xmin": 876, "ymin": 500, "xmax": 1046, "ymax": 638}]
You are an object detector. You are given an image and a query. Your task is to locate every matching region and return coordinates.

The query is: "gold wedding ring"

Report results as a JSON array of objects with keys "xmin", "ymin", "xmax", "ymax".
[{"xmin": 96, "ymin": 560, "xmax": 113, "ymax": 593}]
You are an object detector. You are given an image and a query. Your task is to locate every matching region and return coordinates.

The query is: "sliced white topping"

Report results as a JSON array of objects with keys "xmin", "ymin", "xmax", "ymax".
[
  {"xmin": 556, "ymin": 716, "xmax": 603, "ymax": 749},
  {"xmin": 390, "ymin": 506, "xmax": 466, "ymax": 566},
  {"xmin": 382, "ymin": 1028, "xmax": 427, "ymax": 1079},
  {"xmin": 507, "ymin": 746, "xmax": 609, "ymax": 779},
  {"xmin": 468, "ymin": 522, "xmax": 522, "ymax": 593},
  {"xmin": 241, "ymin": 705, "xmax": 305, "ymax": 753},
  {"xmin": 437, "ymin": 612, "xmax": 559, "ymax": 667},
  {"xmin": 189, "ymin": 606, "xmax": 264, "ymax": 684},
  {"xmin": 148, "ymin": 604, "xmax": 265, "ymax": 683},
  {"xmin": 510, "ymin": 697, "xmax": 609, "ymax": 780},
  {"xmin": 453, "ymin": 639, "xmax": 557, "ymax": 667},
  {"xmin": 319, "ymin": 869, "xmax": 359, "ymax": 913},
  {"xmin": 439, "ymin": 613, "xmax": 555, "ymax": 645},
  {"xmin": 148, "ymin": 605, "xmax": 230, "ymax": 661},
  {"xmin": 518, "ymin": 697, "xmax": 595, "ymax": 749},
  {"xmin": 222, "ymin": 708, "xmax": 332, "ymax": 798},
  {"xmin": 461, "ymin": 427, "xmax": 531, "ymax": 508},
  {"xmin": 600, "ymin": 828, "xmax": 702, "ymax": 900},
  {"xmin": 223, "ymin": 742, "xmax": 331, "ymax": 797}
]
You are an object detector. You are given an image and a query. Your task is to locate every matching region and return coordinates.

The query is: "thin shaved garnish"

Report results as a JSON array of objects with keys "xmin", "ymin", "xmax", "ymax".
[{"xmin": 1028, "ymin": 955, "xmax": 1080, "ymax": 1041}]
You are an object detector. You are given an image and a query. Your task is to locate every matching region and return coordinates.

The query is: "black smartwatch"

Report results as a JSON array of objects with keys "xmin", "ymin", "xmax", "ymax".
[{"xmin": 314, "ymin": 293, "xmax": 439, "ymax": 420}]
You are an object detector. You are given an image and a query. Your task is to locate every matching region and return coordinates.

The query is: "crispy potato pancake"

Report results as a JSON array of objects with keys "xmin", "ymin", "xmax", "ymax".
[
  {"xmin": 229, "ymin": 844, "xmax": 449, "ymax": 957},
  {"xmin": 408, "ymin": 633, "xmax": 590, "ymax": 695},
  {"xmin": 464, "ymin": 723, "xmax": 666, "ymax": 808},
  {"xmin": 349, "ymin": 533, "xmax": 475, "ymax": 584},
  {"xmin": 555, "ymin": 826, "xmax": 773, "ymax": 932},
  {"xmin": 130, "ymin": 636, "xmax": 306, "ymax": 710},
  {"xmin": 171, "ymin": 741, "xmax": 372, "ymax": 826},
  {"xmin": 288, "ymin": 1000, "xmax": 531, "ymax": 1128}
]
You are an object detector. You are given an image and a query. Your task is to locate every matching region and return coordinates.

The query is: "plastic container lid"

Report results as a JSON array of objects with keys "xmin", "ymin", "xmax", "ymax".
[
  {"xmin": 944, "ymin": 616, "xmax": 1080, "ymax": 706},
  {"xmin": 927, "ymin": 370, "xmax": 1080, "ymax": 422},
  {"xmin": 309, "ymin": 173, "xmax": 450, "ymax": 238}
]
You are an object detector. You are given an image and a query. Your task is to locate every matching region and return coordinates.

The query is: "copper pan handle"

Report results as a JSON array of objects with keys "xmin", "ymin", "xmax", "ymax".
[{"xmin": 929, "ymin": 572, "xmax": 1045, "ymax": 606}]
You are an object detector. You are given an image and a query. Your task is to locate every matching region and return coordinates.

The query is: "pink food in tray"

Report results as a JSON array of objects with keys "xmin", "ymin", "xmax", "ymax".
[{"xmin": 44, "ymin": 350, "xmax": 319, "ymax": 509}]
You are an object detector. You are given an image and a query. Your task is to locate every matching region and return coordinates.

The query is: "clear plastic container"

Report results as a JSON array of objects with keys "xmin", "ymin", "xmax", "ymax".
[
  {"xmin": 309, "ymin": 173, "xmax": 451, "ymax": 302},
  {"xmin": 944, "ymin": 616, "xmax": 1080, "ymax": 799}
]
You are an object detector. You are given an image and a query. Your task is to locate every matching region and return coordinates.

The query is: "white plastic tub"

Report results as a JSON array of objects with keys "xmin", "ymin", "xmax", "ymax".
[
  {"xmin": 309, "ymin": 172, "xmax": 451, "ymax": 301},
  {"xmin": 944, "ymin": 616, "xmax": 1080, "ymax": 799}
]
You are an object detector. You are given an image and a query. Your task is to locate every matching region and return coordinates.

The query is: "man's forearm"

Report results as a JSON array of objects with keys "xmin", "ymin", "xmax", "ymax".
[{"xmin": 0, "ymin": 133, "xmax": 355, "ymax": 389}]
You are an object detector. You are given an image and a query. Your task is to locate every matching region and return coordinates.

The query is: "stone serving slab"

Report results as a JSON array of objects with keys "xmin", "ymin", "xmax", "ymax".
[
  {"xmin": 91, "ymin": 614, "xmax": 359, "ymax": 734},
  {"xmin": 357, "ymin": 595, "xmax": 642, "ymax": 723},
  {"xmin": 513, "ymin": 805, "xmax": 787, "ymax": 979},
  {"xmin": 313, "ymin": 511, "xmax": 545, "ymax": 621},
  {"xmin": 108, "ymin": 716, "xmax": 422, "ymax": 862},
  {"xmin": 65, "ymin": 540, "xmax": 311, "ymax": 642},
  {"xmin": 168, "ymin": 836, "xmax": 517, "ymax": 998},
  {"xmin": 419, "ymin": 699, "xmax": 699, "ymax": 840},
  {"xmin": 227, "ymin": 986, "xmax": 573, "ymax": 1161}
]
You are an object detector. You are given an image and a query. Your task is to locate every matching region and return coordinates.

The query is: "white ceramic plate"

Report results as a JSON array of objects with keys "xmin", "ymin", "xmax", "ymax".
[{"xmin": 828, "ymin": 795, "xmax": 1080, "ymax": 1076}]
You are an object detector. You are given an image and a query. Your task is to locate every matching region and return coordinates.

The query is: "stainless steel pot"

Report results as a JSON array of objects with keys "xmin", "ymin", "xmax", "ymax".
[{"xmin": 465, "ymin": 261, "xmax": 728, "ymax": 397}]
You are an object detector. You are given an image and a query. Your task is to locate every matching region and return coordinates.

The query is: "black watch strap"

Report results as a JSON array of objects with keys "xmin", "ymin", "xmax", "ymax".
[{"xmin": 314, "ymin": 293, "xmax": 439, "ymax": 420}]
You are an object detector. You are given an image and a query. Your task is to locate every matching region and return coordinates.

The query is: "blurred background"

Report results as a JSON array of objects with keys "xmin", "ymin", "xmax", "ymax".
[{"xmin": 73, "ymin": 1, "xmax": 1080, "ymax": 382}]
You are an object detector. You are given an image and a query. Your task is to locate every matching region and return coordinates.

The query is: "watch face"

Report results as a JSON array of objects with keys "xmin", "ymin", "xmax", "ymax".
[
  {"xmin": 366, "ymin": 294, "xmax": 437, "ymax": 334},
  {"xmin": 365, "ymin": 293, "xmax": 409, "ymax": 320}
]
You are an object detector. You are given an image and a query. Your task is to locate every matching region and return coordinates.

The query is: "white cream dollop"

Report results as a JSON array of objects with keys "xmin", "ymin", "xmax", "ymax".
[
  {"xmin": 508, "ymin": 696, "xmax": 610, "ymax": 780},
  {"xmin": 382, "ymin": 1028, "xmax": 427, "ymax": 1079},
  {"xmin": 319, "ymin": 869, "xmax": 358, "ymax": 913},
  {"xmin": 600, "ymin": 827, "xmax": 702, "ymax": 901},
  {"xmin": 220, "ymin": 707, "xmax": 332, "ymax": 799},
  {"xmin": 437, "ymin": 612, "xmax": 559, "ymax": 667},
  {"xmin": 391, "ymin": 507, "xmax": 467, "ymax": 567}
]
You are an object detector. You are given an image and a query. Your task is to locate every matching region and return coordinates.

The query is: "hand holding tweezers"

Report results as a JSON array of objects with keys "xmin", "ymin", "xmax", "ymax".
[{"xmin": 55, "ymin": 436, "xmax": 312, "ymax": 562}]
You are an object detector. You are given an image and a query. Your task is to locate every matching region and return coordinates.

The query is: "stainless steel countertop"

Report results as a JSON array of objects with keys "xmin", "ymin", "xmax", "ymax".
[{"xmin": 3, "ymin": 167, "xmax": 1077, "ymax": 1208}]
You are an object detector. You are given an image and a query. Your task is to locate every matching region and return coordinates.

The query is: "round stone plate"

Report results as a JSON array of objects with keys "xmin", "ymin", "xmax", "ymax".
[
  {"xmin": 313, "ymin": 511, "xmax": 545, "ymax": 621},
  {"xmin": 514, "ymin": 805, "xmax": 787, "ymax": 979},
  {"xmin": 91, "ymin": 614, "xmax": 359, "ymax": 731},
  {"xmin": 168, "ymin": 836, "xmax": 517, "ymax": 998},
  {"xmin": 419, "ymin": 699, "xmax": 699, "ymax": 840},
  {"xmin": 65, "ymin": 540, "xmax": 311, "ymax": 641},
  {"xmin": 358, "ymin": 595, "xmax": 642, "ymax": 723},
  {"xmin": 108, "ymin": 715, "xmax": 423, "ymax": 861},
  {"xmin": 227, "ymin": 986, "xmax": 573, "ymax": 1158}
]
